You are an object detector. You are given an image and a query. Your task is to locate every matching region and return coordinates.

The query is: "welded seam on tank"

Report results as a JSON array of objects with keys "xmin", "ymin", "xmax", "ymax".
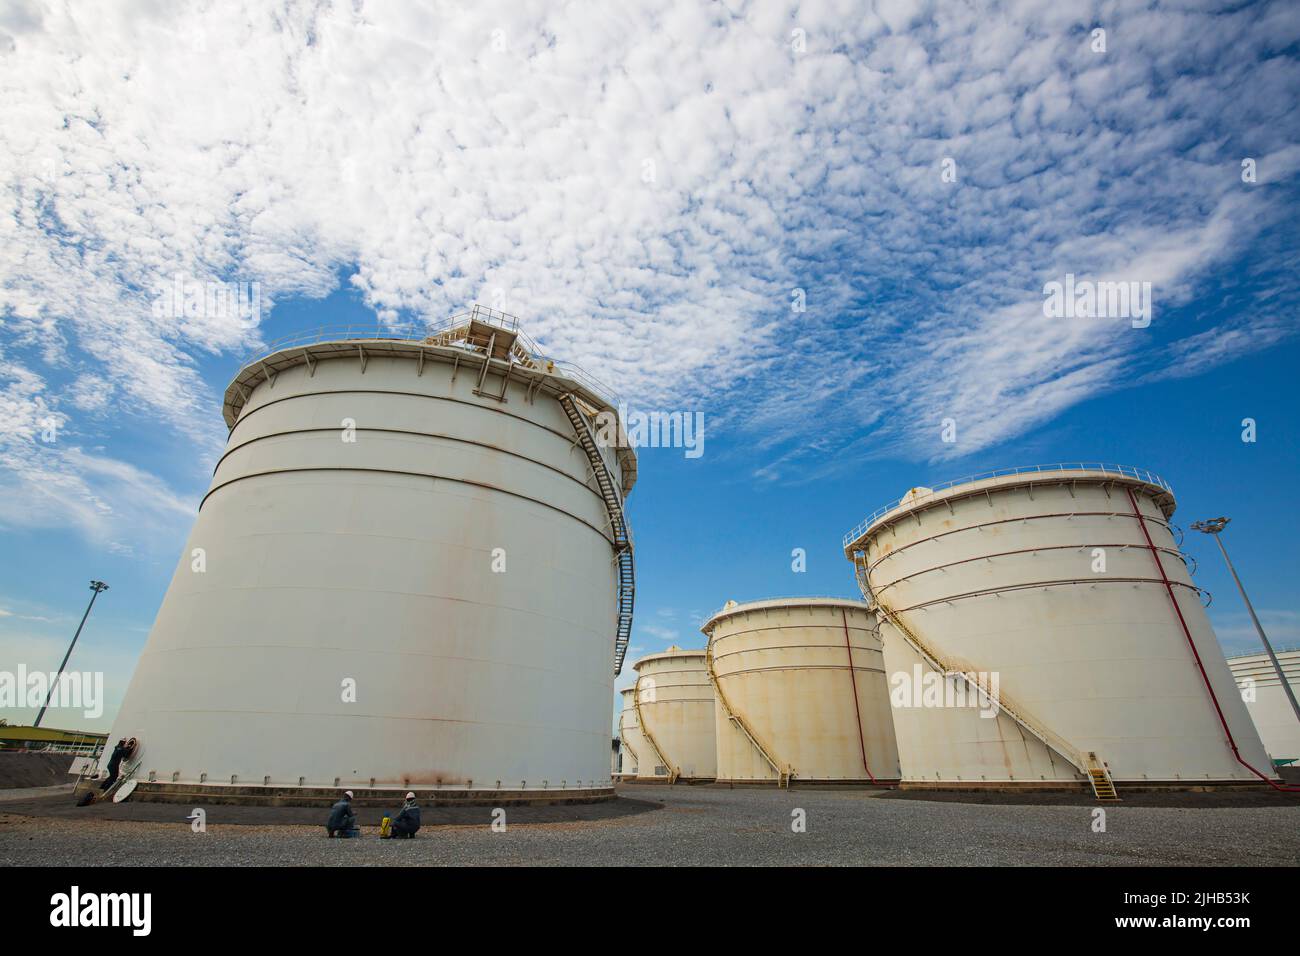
[
  {"xmin": 705, "ymin": 628, "xmax": 791, "ymax": 784},
  {"xmin": 704, "ymin": 597, "xmax": 871, "ymax": 626},
  {"xmin": 632, "ymin": 675, "xmax": 677, "ymax": 781},
  {"xmin": 873, "ymin": 598, "xmax": 1090, "ymax": 775},
  {"xmin": 887, "ymin": 576, "xmax": 1204, "ymax": 614},
  {"xmin": 870, "ymin": 542, "xmax": 1187, "ymax": 595},
  {"xmin": 714, "ymin": 664, "xmax": 888, "ymax": 677},
  {"xmin": 711, "ymin": 642, "xmax": 883, "ymax": 663},
  {"xmin": 134, "ymin": 612, "xmax": 618, "ymax": 689},
  {"xmin": 710, "ymin": 624, "xmax": 878, "ymax": 642},
  {"xmin": 197, "ymin": 467, "xmax": 614, "ymax": 544},
  {"xmin": 225, "ymin": 343, "xmax": 619, "ymax": 423},
  {"xmin": 859, "ymin": 511, "xmax": 1178, "ymax": 574},
  {"xmin": 629, "ymin": 667, "xmax": 711, "ymax": 679},
  {"xmin": 229, "ymin": 387, "xmax": 598, "ymax": 458},
  {"xmin": 638, "ymin": 697, "xmax": 715, "ymax": 703},
  {"xmin": 846, "ymin": 475, "xmax": 1176, "ymax": 549},
  {"xmin": 213, "ymin": 426, "xmax": 604, "ymax": 499}
]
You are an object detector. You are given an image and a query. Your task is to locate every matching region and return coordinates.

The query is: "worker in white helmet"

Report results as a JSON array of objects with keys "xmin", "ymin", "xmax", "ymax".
[
  {"xmin": 326, "ymin": 790, "xmax": 359, "ymax": 838},
  {"xmin": 386, "ymin": 791, "xmax": 421, "ymax": 839}
]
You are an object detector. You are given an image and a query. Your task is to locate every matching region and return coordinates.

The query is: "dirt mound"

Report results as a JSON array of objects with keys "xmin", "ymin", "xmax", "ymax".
[{"xmin": 0, "ymin": 752, "xmax": 76, "ymax": 789}]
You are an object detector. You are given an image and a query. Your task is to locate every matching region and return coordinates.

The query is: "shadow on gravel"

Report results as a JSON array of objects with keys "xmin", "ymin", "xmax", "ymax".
[{"xmin": 0, "ymin": 792, "xmax": 664, "ymax": 827}]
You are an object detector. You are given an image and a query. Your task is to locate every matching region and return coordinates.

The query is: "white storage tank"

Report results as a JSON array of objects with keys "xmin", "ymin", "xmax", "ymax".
[
  {"xmin": 1227, "ymin": 650, "xmax": 1300, "ymax": 768},
  {"xmin": 616, "ymin": 687, "xmax": 648, "ymax": 778},
  {"xmin": 103, "ymin": 308, "xmax": 636, "ymax": 804},
  {"xmin": 631, "ymin": 646, "xmax": 717, "ymax": 782},
  {"xmin": 842, "ymin": 465, "xmax": 1276, "ymax": 792},
  {"xmin": 702, "ymin": 598, "xmax": 900, "ymax": 785}
]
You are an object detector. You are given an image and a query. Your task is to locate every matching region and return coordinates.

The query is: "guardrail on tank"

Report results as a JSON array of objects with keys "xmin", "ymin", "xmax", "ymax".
[
  {"xmin": 841, "ymin": 463, "xmax": 1174, "ymax": 549},
  {"xmin": 243, "ymin": 306, "xmax": 623, "ymax": 410}
]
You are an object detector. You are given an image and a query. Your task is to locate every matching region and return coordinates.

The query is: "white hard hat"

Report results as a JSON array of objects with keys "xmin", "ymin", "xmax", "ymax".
[
  {"xmin": 343, "ymin": 790, "xmax": 354, "ymax": 798},
  {"xmin": 405, "ymin": 791, "xmax": 415, "ymax": 800}
]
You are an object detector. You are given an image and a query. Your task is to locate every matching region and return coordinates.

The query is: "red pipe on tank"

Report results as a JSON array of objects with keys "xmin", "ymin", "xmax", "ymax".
[
  {"xmin": 1124, "ymin": 486, "xmax": 1297, "ymax": 794},
  {"xmin": 841, "ymin": 608, "xmax": 877, "ymax": 784}
]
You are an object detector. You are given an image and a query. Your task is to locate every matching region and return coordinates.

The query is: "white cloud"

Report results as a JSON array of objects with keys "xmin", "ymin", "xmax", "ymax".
[
  {"xmin": 0, "ymin": 358, "xmax": 195, "ymax": 549},
  {"xmin": 0, "ymin": 0, "xmax": 1296, "ymax": 539}
]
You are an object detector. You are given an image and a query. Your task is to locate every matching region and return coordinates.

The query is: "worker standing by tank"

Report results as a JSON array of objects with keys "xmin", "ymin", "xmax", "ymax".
[{"xmin": 326, "ymin": 791, "xmax": 359, "ymax": 838}]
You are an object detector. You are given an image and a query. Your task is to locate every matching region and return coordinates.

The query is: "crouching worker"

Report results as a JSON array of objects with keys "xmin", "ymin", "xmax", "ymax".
[
  {"xmin": 326, "ymin": 790, "xmax": 360, "ymax": 838},
  {"xmin": 388, "ymin": 792, "xmax": 421, "ymax": 839}
]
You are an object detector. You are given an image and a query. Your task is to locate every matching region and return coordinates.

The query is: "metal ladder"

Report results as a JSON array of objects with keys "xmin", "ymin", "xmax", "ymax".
[
  {"xmin": 705, "ymin": 634, "xmax": 793, "ymax": 787},
  {"xmin": 861, "ymin": 562, "xmax": 1117, "ymax": 801},
  {"xmin": 557, "ymin": 392, "xmax": 635, "ymax": 675},
  {"xmin": 618, "ymin": 725, "xmax": 639, "ymax": 775},
  {"xmin": 633, "ymin": 675, "xmax": 678, "ymax": 783},
  {"xmin": 1087, "ymin": 753, "xmax": 1120, "ymax": 802}
]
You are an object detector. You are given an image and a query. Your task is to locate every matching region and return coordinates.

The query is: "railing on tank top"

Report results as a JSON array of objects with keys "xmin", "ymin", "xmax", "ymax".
[
  {"xmin": 842, "ymin": 463, "xmax": 1175, "ymax": 549},
  {"xmin": 243, "ymin": 305, "xmax": 622, "ymax": 410}
]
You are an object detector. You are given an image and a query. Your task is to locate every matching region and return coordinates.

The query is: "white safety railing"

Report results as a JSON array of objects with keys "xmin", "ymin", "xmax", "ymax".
[
  {"xmin": 700, "ymin": 596, "xmax": 863, "ymax": 632},
  {"xmin": 842, "ymin": 463, "xmax": 1174, "ymax": 549},
  {"xmin": 243, "ymin": 306, "xmax": 622, "ymax": 409}
]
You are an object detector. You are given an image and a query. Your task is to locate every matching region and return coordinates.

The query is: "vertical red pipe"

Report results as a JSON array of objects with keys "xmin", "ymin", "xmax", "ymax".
[
  {"xmin": 1124, "ymin": 486, "xmax": 1296, "ymax": 793},
  {"xmin": 841, "ymin": 608, "xmax": 877, "ymax": 784}
]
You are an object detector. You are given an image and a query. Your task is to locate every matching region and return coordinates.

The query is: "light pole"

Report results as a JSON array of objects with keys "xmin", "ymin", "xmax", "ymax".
[
  {"xmin": 1191, "ymin": 517, "xmax": 1300, "ymax": 726},
  {"xmin": 33, "ymin": 580, "xmax": 109, "ymax": 728}
]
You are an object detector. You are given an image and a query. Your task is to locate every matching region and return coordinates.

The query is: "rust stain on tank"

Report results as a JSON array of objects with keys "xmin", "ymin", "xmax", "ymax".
[{"xmin": 383, "ymin": 769, "xmax": 467, "ymax": 786}]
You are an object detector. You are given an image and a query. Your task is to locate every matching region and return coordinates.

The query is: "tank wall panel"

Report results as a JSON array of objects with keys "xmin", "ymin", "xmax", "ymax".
[
  {"xmin": 708, "ymin": 602, "xmax": 900, "ymax": 782},
  {"xmin": 105, "ymin": 351, "xmax": 624, "ymax": 791},
  {"xmin": 861, "ymin": 475, "xmax": 1272, "ymax": 784},
  {"xmin": 634, "ymin": 655, "xmax": 716, "ymax": 779}
]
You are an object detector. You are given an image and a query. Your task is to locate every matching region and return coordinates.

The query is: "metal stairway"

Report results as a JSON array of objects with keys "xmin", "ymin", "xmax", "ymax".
[
  {"xmin": 1087, "ymin": 755, "xmax": 1120, "ymax": 802},
  {"xmin": 704, "ymin": 635, "xmax": 793, "ymax": 787},
  {"xmin": 633, "ymin": 675, "xmax": 678, "ymax": 783},
  {"xmin": 618, "ymin": 727, "xmax": 639, "ymax": 774},
  {"xmin": 557, "ymin": 392, "xmax": 635, "ymax": 675},
  {"xmin": 856, "ymin": 552, "xmax": 1117, "ymax": 801}
]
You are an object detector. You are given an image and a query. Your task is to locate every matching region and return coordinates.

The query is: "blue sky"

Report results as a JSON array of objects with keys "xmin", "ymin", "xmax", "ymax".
[{"xmin": 1, "ymin": 0, "xmax": 1298, "ymax": 728}]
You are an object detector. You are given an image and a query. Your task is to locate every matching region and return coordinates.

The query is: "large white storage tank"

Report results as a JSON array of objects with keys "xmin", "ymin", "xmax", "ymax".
[
  {"xmin": 631, "ymin": 647, "xmax": 717, "ymax": 782},
  {"xmin": 616, "ymin": 687, "xmax": 649, "ymax": 778},
  {"xmin": 702, "ymin": 598, "xmax": 900, "ymax": 785},
  {"xmin": 1227, "ymin": 650, "xmax": 1300, "ymax": 768},
  {"xmin": 104, "ymin": 308, "xmax": 637, "ymax": 803},
  {"xmin": 842, "ymin": 465, "xmax": 1276, "ymax": 792}
]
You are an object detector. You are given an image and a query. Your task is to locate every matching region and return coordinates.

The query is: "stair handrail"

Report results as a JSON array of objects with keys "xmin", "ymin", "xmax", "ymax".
[
  {"xmin": 704, "ymin": 626, "xmax": 792, "ymax": 787},
  {"xmin": 869, "ymin": 586, "xmax": 1092, "ymax": 780},
  {"xmin": 557, "ymin": 392, "xmax": 635, "ymax": 675},
  {"xmin": 633, "ymin": 675, "xmax": 678, "ymax": 783}
]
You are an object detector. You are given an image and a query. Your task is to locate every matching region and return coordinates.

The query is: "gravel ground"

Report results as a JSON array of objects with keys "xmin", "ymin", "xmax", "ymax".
[{"xmin": 2, "ymin": 782, "xmax": 1297, "ymax": 866}]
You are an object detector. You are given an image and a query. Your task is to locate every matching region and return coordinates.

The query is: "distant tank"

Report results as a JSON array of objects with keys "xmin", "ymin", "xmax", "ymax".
[
  {"xmin": 103, "ymin": 307, "xmax": 636, "ymax": 805},
  {"xmin": 1227, "ymin": 650, "xmax": 1300, "ymax": 768},
  {"xmin": 702, "ymin": 598, "xmax": 899, "ymax": 785},
  {"xmin": 843, "ymin": 464, "xmax": 1276, "ymax": 794},
  {"xmin": 631, "ymin": 647, "xmax": 716, "ymax": 782},
  {"xmin": 616, "ymin": 686, "xmax": 649, "ymax": 778}
]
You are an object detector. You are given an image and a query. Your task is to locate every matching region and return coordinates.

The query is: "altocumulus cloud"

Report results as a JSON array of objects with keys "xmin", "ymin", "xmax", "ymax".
[{"xmin": 1, "ymin": 0, "xmax": 1298, "ymax": 535}]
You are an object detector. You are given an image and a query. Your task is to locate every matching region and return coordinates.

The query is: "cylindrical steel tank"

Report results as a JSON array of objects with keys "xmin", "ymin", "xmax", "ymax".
[
  {"xmin": 631, "ymin": 647, "xmax": 716, "ymax": 781},
  {"xmin": 616, "ymin": 687, "xmax": 648, "ymax": 778},
  {"xmin": 103, "ymin": 310, "xmax": 636, "ymax": 804},
  {"xmin": 702, "ymin": 598, "xmax": 900, "ymax": 785},
  {"xmin": 842, "ymin": 465, "xmax": 1275, "ymax": 790},
  {"xmin": 1227, "ymin": 649, "xmax": 1300, "ymax": 767}
]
